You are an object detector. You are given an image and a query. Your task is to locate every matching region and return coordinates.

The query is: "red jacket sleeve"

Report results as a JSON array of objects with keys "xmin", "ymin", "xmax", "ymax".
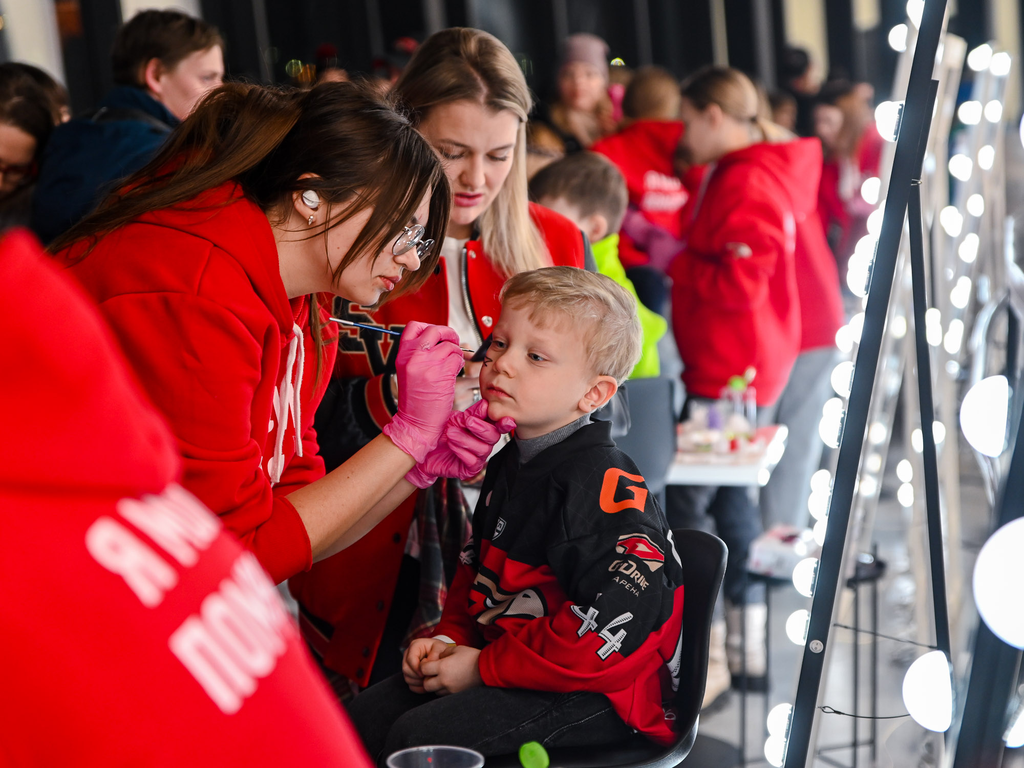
[
  {"xmin": 96, "ymin": 291, "xmax": 312, "ymax": 583},
  {"xmin": 434, "ymin": 546, "xmax": 485, "ymax": 648}
]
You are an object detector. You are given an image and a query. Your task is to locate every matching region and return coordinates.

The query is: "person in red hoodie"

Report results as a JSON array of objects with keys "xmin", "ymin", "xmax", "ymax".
[
  {"xmin": 51, "ymin": 81, "xmax": 511, "ymax": 588},
  {"xmin": 667, "ymin": 66, "xmax": 819, "ymax": 706},
  {"xmin": 592, "ymin": 66, "xmax": 687, "ymax": 314},
  {"xmin": 0, "ymin": 230, "xmax": 374, "ymax": 766},
  {"xmin": 291, "ymin": 29, "xmax": 590, "ymax": 697}
]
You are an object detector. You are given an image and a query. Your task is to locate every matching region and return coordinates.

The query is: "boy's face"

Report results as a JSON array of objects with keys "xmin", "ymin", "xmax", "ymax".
[{"xmin": 481, "ymin": 301, "xmax": 616, "ymax": 440}]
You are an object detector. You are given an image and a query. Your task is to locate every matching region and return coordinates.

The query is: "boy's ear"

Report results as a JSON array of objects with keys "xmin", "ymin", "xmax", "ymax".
[
  {"xmin": 579, "ymin": 375, "xmax": 619, "ymax": 414},
  {"xmin": 583, "ymin": 213, "xmax": 609, "ymax": 244}
]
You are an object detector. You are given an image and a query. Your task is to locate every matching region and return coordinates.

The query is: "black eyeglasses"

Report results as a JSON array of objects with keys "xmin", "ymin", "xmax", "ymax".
[{"xmin": 393, "ymin": 224, "xmax": 435, "ymax": 260}]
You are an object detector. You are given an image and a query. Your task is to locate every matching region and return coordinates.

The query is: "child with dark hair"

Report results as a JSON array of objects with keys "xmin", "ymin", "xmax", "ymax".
[
  {"xmin": 530, "ymin": 151, "xmax": 667, "ymax": 378},
  {"xmin": 33, "ymin": 9, "xmax": 225, "ymax": 243}
]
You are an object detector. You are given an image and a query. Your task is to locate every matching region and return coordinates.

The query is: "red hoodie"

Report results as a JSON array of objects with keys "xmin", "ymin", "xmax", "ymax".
[
  {"xmin": 57, "ymin": 182, "xmax": 337, "ymax": 584},
  {"xmin": 671, "ymin": 139, "xmax": 823, "ymax": 406},
  {"xmin": 592, "ymin": 120, "xmax": 687, "ymax": 268},
  {"xmin": 0, "ymin": 230, "xmax": 370, "ymax": 767}
]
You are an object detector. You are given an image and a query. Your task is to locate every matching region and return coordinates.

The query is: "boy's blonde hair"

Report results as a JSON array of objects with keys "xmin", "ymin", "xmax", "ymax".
[{"xmin": 500, "ymin": 267, "xmax": 642, "ymax": 384}]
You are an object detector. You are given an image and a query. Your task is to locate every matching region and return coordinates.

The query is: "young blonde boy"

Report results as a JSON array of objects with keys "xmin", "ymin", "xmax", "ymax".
[{"xmin": 347, "ymin": 267, "xmax": 685, "ymax": 762}]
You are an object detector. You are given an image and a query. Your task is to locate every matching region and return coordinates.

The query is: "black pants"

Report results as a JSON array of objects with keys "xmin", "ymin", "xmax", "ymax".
[{"xmin": 347, "ymin": 673, "xmax": 633, "ymax": 766}]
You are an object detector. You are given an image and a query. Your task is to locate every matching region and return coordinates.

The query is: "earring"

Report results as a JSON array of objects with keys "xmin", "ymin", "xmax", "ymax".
[{"xmin": 307, "ymin": 214, "xmax": 315, "ymax": 225}]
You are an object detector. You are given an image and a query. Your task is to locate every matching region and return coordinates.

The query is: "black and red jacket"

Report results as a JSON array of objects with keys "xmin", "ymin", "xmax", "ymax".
[{"xmin": 435, "ymin": 421, "xmax": 686, "ymax": 746}]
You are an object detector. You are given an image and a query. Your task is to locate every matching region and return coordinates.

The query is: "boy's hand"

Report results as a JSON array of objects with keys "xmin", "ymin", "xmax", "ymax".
[
  {"xmin": 419, "ymin": 645, "xmax": 482, "ymax": 696},
  {"xmin": 402, "ymin": 638, "xmax": 451, "ymax": 693}
]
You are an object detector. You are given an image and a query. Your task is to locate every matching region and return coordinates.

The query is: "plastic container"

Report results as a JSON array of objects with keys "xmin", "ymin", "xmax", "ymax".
[{"xmin": 385, "ymin": 745, "xmax": 485, "ymax": 768}]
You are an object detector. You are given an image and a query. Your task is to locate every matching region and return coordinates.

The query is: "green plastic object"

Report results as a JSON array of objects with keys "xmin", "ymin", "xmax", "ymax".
[
  {"xmin": 727, "ymin": 375, "xmax": 747, "ymax": 392},
  {"xmin": 518, "ymin": 741, "xmax": 550, "ymax": 768}
]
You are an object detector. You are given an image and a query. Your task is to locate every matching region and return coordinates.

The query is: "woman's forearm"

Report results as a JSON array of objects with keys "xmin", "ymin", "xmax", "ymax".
[{"xmin": 286, "ymin": 433, "xmax": 417, "ymax": 560}]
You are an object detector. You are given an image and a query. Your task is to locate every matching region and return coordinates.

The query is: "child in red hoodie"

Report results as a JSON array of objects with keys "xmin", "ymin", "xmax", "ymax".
[
  {"xmin": 592, "ymin": 66, "xmax": 688, "ymax": 314},
  {"xmin": 347, "ymin": 268, "xmax": 685, "ymax": 762}
]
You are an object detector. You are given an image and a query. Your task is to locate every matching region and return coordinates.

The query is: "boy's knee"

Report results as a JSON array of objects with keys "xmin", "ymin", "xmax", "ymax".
[{"xmin": 382, "ymin": 710, "xmax": 440, "ymax": 756}]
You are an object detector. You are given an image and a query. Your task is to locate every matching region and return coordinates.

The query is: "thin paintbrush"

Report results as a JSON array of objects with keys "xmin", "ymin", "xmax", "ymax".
[{"xmin": 329, "ymin": 317, "xmax": 484, "ymax": 356}]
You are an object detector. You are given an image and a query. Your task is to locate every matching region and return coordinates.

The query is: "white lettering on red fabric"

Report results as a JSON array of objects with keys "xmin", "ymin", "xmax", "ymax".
[
  {"xmin": 85, "ymin": 517, "xmax": 178, "ymax": 607},
  {"xmin": 117, "ymin": 485, "xmax": 221, "ymax": 567},
  {"xmin": 169, "ymin": 552, "xmax": 293, "ymax": 714}
]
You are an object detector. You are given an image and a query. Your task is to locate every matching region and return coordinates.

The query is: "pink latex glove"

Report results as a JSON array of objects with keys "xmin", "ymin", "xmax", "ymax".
[
  {"xmin": 406, "ymin": 399, "xmax": 516, "ymax": 489},
  {"xmin": 382, "ymin": 321, "xmax": 465, "ymax": 463}
]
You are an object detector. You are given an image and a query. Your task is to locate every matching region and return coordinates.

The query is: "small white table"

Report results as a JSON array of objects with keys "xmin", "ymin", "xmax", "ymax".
[{"xmin": 666, "ymin": 425, "xmax": 789, "ymax": 487}]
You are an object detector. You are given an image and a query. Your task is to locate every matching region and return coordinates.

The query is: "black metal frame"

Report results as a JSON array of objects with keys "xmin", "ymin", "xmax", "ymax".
[{"xmin": 782, "ymin": 0, "xmax": 949, "ymax": 763}]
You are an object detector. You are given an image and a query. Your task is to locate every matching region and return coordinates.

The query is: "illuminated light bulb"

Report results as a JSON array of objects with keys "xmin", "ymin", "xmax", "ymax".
[
  {"xmin": 808, "ymin": 490, "xmax": 830, "ymax": 521},
  {"xmin": 939, "ymin": 206, "xmax": 964, "ymax": 237},
  {"xmin": 874, "ymin": 101, "xmax": 902, "ymax": 142},
  {"xmin": 854, "ymin": 234, "xmax": 878, "ymax": 257},
  {"xmin": 1020, "ymin": 114, "xmax": 1024, "ymax": 153},
  {"xmin": 868, "ymin": 421, "xmax": 888, "ymax": 444},
  {"xmin": 933, "ymin": 421, "xmax": 946, "ymax": 444},
  {"xmin": 792, "ymin": 558, "xmax": 817, "ymax": 597},
  {"xmin": 758, "ymin": 467, "xmax": 772, "ymax": 486},
  {"xmin": 896, "ymin": 459, "xmax": 913, "ymax": 483},
  {"xmin": 861, "ymin": 176, "xmax": 882, "ymax": 205},
  {"xmin": 835, "ymin": 324, "xmax": 854, "ymax": 353},
  {"xmin": 974, "ymin": 517, "xmax": 1024, "ymax": 648},
  {"xmin": 968, "ymin": 43, "xmax": 994, "ymax": 72},
  {"xmin": 866, "ymin": 453, "xmax": 883, "ymax": 473},
  {"xmin": 767, "ymin": 703, "xmax": 794, "ymax": 738},
  {"xmin": 912, "ymin": 428, "xmax": 924, "ymax": 453},
  {"xmin": 860, "ymin": 475, "xmax": 879, "ymax": 497},
  {"xmin": 888, "ymin": 24, "xmax": 909, "ymax": 52},
  {"xmin": 823, "ymin": 397, "xmax": 845, "ymax": 419},
  {"xmin": 786, "ymin": 609, "xmax": 810, "ymax": 645},
  {"xmin": 985, "ymin": 100, "xmax": 1004, "ymax": 123},
  {"xmin": 944, "ymin": 318, "xmax": 965, "ymax": 354},
  {"xmin": 990, "ymin": 51, "xmax": 1012, "ymax": 76},
  {"xmin": 925, "ymin": 307, "xmax": 943, "ymax": 346},
  {"xmin": 958, "ymin": 100, "xmax": 983, "ymax": 125},
  {"xmin": 948, "ymin": 154, "xmax": 973, "ymax": 181},
  {"xmin": 867, "ymin": 208, "xmax": 885, "ymax": 236},
  {"xmin": 967, "ymin": 193, "xmax": 985, "ymax": 217},
  {"xmin": 947, "ymin": 359, "xmax": 961, "ymax": 376},
  {"xmin": 906, "ymin": 0, "xmax": 924, "ymax": 25},
  {"xmin": 764, "ymin": 735, "xmax": 787, "ymax": 767},
  {"xmin": 902, "ymin": 651, "xmax": 953, "ymax": 732},
  {"xmin": 960, "ymin": 375, "xmax": 1009, "ymax": 457},
  {"xmin": 830, "ymin": 361, "xmax": 855, "ymax": 398},
  {"xmin": 1006, "ymin": 702, "xmax": 1024, "ymax": 748},
  {"xmin": 847, "ymin": 259, "xmax": 871, "ymax": 297},
  {"xmin": 959, "ymin": 232, "xmax": 980, "ymax": 263},
  {"xmin": 849, "ymin": 312, "xmax": 865, "ymax": 342},
  {"xmin": 810, "ymin": 469, "xmax": 832, "ymax": 494},
  {"xmin": 950, "ymin": 276, "xmax": 972, "ymax": 309},
  {"xmin": 818, "ymin": 414, "xmax": 842, "ymax": 449},
  {"xmin": 891, "ymin": 315, "xmax": 908, "ymax": 338},
  {"xmin": 813, "ymin": 518, "xmax": 828, "ymax": 546},
  {"xmin": 897, "ymin": 482, "xmax": 915, "ymax": 507},
  {"xmin": 977, "ymin": 144, "xmax": 995, "ymax": 170}
]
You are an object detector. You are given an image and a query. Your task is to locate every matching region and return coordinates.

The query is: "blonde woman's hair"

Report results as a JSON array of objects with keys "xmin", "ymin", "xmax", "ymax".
[
  {"xmin": 393, "ymin": 27, "xmax": 548, "ymax": 277},
  {"xmin": 681, "ymin": 66, "xmax": 792, "ymax": 144},
  {"xmin": 501, "ymin": 266, "xmax": 642, "ymax": 384}
]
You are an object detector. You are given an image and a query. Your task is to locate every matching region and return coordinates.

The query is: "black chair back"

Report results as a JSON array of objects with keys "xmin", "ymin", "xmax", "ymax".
[{"xmin": 670, "ymin": 529, "xmax": 729, "ymax": 737}]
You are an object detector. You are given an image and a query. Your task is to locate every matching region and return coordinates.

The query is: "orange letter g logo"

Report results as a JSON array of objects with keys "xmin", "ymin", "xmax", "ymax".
[{"xmin": 599, "ymin": 468, "xmax": 648, "ymax": 514}]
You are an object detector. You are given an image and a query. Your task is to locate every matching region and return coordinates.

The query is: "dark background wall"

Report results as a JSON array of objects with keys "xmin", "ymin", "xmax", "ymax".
[{"xmin": 12, "ymin": 0, "xmax": 1012, "ymax": 112}]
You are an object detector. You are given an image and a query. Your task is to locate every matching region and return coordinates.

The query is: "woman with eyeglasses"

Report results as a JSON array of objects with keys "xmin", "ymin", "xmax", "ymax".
[
  {"xmin": 51, "ymin": 80, "xmax": 512, "ymax": 586},
  {"xmin": 0, "ymin": 64, "xmax": 59, "ymax": 231},
  {"xmin": 291, "ymin": 27, "xmax": 590, "ymax": 697}
]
